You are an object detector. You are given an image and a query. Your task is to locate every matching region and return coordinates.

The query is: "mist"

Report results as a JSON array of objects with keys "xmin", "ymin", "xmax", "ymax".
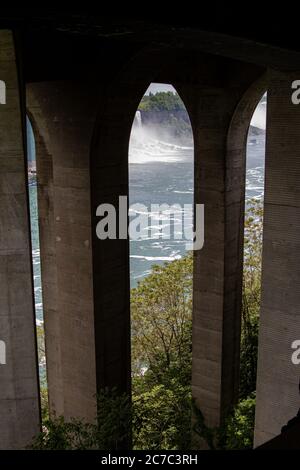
[{"xmin": 129, "ymin": 111, "xmax": 193, "ymax": 164}]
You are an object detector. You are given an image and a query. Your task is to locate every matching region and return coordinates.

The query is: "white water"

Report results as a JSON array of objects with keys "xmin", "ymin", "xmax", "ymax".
[
  {"xmin": 129, "ymin": 111, "xmax": 193, "ymax": 164},
  {"xmin": 134, "ymin": 110, "xmax": 142, "ymax": 129}
]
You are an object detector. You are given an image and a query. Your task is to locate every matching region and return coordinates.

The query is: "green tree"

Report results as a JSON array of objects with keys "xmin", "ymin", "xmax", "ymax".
[
  {"xmin": 223, "ymin": 393, "xmax": 256, "ymax": 449},
  {"xmin": 138, "ymin": 92, "xmax": 185, "ymax": 112},
  {"xmin": 192, "ymin": 392, "xmax": 256, "ymax": 450},
  {"xmin": 131, "ymin": 254, "xmax": 193, "ymax": 378},
  {"xmin": 133, "ymin": 383, "xmax": 191, "ymax": 450},
  {"xmin": 30, "ymin": 388, "xmax": 131, "ymax": 450},
  {"xmin": 240, "ymin": 199, "xmax": 263, "ymax": 399},
  {"xmin": 36, "ymin": 324, "xmax": 49, "ymax": 421},
  {"xmin": 131, "ymin": 254, "xmax": 193, "ymax": 449}
]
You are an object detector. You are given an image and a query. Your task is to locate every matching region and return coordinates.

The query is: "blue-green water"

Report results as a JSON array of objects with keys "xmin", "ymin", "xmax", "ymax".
[{"xmin": 28, "ymin": 179, "xmax": 43, "ymax": 324}]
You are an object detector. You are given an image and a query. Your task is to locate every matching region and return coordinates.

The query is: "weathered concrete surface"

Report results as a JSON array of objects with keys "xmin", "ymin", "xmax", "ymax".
[
  {"xmin": 254, "ymin": 71, "xmax": 300, "ymax": 447},
  {"xmin": 0, "ymin": 30, "xmax": 40, "ymax": 449},
  {"xmin": 27, "ymin": 82, "xmax": 100, "ymax": 420},
  {"xmin": 189, "ymin": 68, "xmax": 265, "ymax": 430}
]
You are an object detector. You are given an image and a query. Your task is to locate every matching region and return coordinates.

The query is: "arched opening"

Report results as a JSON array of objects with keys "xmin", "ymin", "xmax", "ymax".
[
  {"xmin": 26, "ymin": 115, "xmax": 48, "ymax": 419},
  {"xmin": 128, "ymin": 83, "xmax": 194, "ymax": 449}
]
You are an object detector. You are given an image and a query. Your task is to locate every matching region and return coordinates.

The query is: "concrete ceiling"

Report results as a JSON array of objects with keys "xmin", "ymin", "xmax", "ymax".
[{"xmin": 2, "ymin": 10, "xmax": 300, "ymax": 74}]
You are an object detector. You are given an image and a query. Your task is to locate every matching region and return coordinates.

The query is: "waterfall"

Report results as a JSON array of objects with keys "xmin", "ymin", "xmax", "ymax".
[
  {"xmin": 134, "ymin": 110, "xmax": 142, "ymax": 128},
  {"xmin": 129, "ymin": 109, "xmax": 193, "ymax": 164}
]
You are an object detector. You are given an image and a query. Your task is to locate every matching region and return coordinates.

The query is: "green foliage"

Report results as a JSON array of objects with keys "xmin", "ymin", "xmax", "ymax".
[
  {"xmin": 96, "ymin": 388, "xmax": 131, "ymax": 450},
  {"xmin": 138, "ymin": 92, "xmax": 185, "ymax": 112},
  {"xmin": 40, "ymin": 385, "xmax": 49, "ymax": 422},
  {"xmin": 223, "ymin": 393, "xmax": 256, "ymax": 450},
  {"xmin": 30, "ymin": 416, "xmax": 97, "ymax": 450},
  {"xmin": 36, "ymin": 324, "xmax": 49, "ymax": 422},
  {"xmin": 192, "ymin": 393, "xmax": 256, "ymax": 450},
  {"xmin": 30, "ymin": 388, "xmax": 131, "ymax": 450},
  {"xmin": 240, "ymin": 199, "xmax": 263, "ymax": 399},
  {"xmin": 137, "ymin": 91, "xmax": 193, "ymax": 144},
  {"xmin": 131, "ymin": 254, "xmax": 193, "ymax": 379},
  {"xmin": 131, "ymin": 254, "xmax": 193, "ymax": 450},
  {"xmin": 132, "ymin": 382, "xmax": 191, "ymax": 450}
]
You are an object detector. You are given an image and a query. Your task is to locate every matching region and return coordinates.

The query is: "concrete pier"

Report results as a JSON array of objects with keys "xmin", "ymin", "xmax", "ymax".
[{"xmin": 0, "ymin": 30, "xmax": 40, "ymax": 449}]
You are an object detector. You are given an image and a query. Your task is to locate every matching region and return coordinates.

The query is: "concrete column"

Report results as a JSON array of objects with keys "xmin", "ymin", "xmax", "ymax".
[
  {"xmin": 27, "ymin": 82, "xmax": 99, "ymax": 421},
  {"xmin": 188, "ymin": 66, "xmax": 264, "ymax": 432},
  {"xmin": 0, "ymin": 30, "xmax": 40, "ymax": 448},
  {"xmin": 28, "ymin": 79, "xmax": 133, "ymax": 425},
  {"xmin": 191, "ymin": 90, "xmax": 243, "ymax": 429},
  {"xmin": 90, "ymin": 92, "xmax": 133, "ymax": 396},
  {"xmin": 254, "ymin": 70, "xmax": 300, "ymax": 446},
  {"xmin": 26, "ymin": 97, "xmax": 62, "ymax": 415}
]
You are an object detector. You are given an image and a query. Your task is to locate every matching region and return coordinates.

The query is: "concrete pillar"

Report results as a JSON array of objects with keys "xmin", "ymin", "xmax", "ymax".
[
  {"xmin": 188, "ymin": 66, "xmax": 265, "ymax": 432},
  {"xmin": 0, "ymin": 30, "xmax": 40, "ymax": 448},
  {"xmin": 254, "ymin": 70, "xmax": 300, "ymax": 446},
  {"xmin": 27, "ymin": 82, "xmax": 99, "ymax": 420},
  {"xmin": 26, "ymin": 97, "xmax": 62, "ymax": 415},
  {"xmin": 90, "ymin": 91, "xmax": 133, "ymax": 396},
  {"xmin": 191, "ymin": 89, "xmax": 243, "ymax": 430},
  {"xmin": 28, "ymin": 79, "xmax": 133, "ymax": 429}
]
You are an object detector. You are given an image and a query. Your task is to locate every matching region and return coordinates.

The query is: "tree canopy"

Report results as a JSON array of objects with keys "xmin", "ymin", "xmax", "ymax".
[{"xmin": 138, "ymin": 91, "xmax": 186, "ymax": 112}]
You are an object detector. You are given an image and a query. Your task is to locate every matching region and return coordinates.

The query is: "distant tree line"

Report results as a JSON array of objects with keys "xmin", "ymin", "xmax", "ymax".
[
  {"xmin": 138, "ymin": 91, "xmax": 186, "ymax": 112},
  {"xmin": 138, "ymin": 92, "xmax": 193, "ymax": 145}
]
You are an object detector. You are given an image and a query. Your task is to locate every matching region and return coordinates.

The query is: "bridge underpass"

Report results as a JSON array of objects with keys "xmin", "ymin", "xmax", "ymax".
[{"xmin": 0, "ymin": 16, "xmax": 300, "ymax": 449}]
